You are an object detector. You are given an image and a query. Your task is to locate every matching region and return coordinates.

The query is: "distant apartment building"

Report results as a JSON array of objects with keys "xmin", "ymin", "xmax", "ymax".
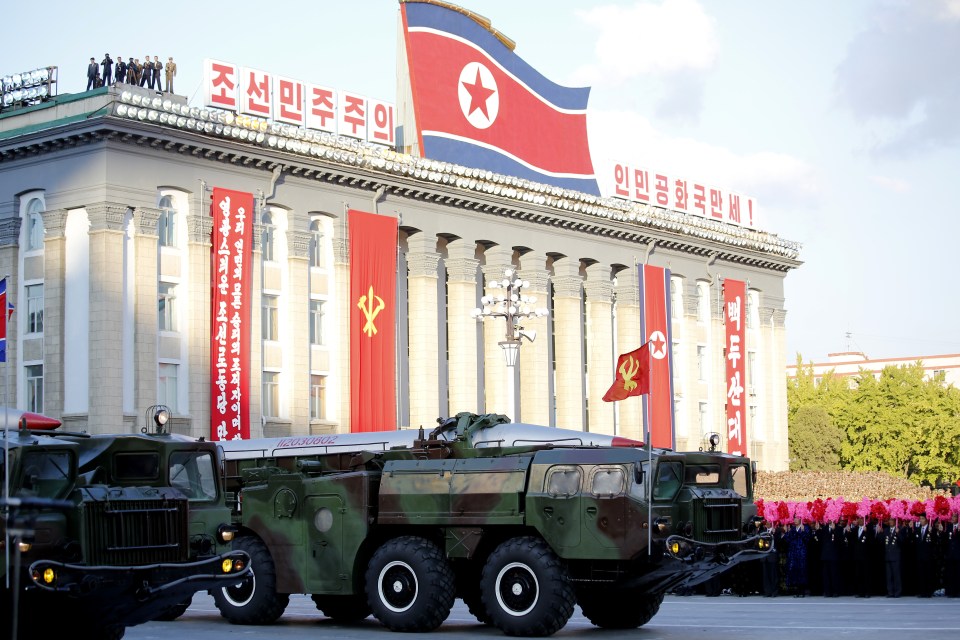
[{"xmin": 786, "ymin": 351, "xmax": 960, "ymax": 387}]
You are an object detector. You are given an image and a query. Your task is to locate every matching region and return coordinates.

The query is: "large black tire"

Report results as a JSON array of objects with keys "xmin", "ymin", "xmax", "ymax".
[
  {"xmin": 577, "ymin": 589, "xmax": 664, "ymax": 629},
  {"xmin": 153, "ymin": 596, "xmax": 192, "ymax": 621},
  {"xmin": 480, "ymin": 537, "xmax": 575, "ymax": 637},
  {"xmin": 364, "ymin": 536, "xmax": 456, "ymax": 632},
  {"xmin": 213, "ymin": 536, "xmax": 289, "ymax": 624},
  {"xmin": 457, "ymin": 564, "xmax": 491, "ymax": 625},
  {"xmin": 311, "ymin": 593, "xmax": 371, "ymax": 622}
]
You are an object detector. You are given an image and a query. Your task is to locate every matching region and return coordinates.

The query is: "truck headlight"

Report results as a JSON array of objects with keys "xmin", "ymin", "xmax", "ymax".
[
  {"xmin": 222, "ymin": 559, "xmax": 234, "ymax": 573},
  {"xmin": 17, "ymin": 541, "xmax": 31, "ymax": 553},
  {"xmin": 670, "ymin": 541, "xmax": 681, "ymax": 555},
  {"xmin": 217, "ymin": 524, "xmax": 237, "ymax": 543},
  {"xmin": 43, "ymin": 568, "xmax": 56, "ymax": 584}
]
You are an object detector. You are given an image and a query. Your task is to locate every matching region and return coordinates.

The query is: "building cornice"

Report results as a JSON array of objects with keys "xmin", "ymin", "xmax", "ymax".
[{"xmin": 0, "ymin": 94, "xmax": 803, "ymax": 273}]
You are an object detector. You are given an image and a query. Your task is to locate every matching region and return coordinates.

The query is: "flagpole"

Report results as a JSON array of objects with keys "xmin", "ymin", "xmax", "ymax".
[{"xmin": 3, "ymin": 273, "xmax": 10, "ymax": 588}]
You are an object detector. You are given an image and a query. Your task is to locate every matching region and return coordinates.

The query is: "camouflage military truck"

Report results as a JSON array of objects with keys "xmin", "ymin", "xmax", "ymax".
[
  {"xmin": 213, "ymin": 412, "xmax": 770, "ymax": 636},
  {"xmin": 1, "ymin": 408, "xmax": 251, "ymax": 640}
]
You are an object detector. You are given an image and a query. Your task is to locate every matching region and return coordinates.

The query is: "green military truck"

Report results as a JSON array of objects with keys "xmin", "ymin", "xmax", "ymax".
[
  {"xmin": 213, "ymin": 413, "xmax": 770, "ymax": 636},
  {"xmin": 1, "ymin": 408, "xmax": 250, "ymax": 640}
]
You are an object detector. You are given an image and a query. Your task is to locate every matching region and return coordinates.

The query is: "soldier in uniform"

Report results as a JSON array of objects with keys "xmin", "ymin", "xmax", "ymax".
[
  {"xmin": 128, "ymin": 58, "xmax": 139, "ymax": 85},
  {"xmin": 115, "ymin": 57, "xmax": 126, "ymax": 86},
  {"xmin": 884, "ymin": 518, "xmax": 907, "ymax": 598},
  {"xmin": 761, "ymin": 520, "xmax": 781, "ymax": 597},
  {"xmin": 165, "ymin": 57, "xmax": 177, "ymax": 94},
  {"xmin": 913, "ymin": 514, "xmax": 937, "ymax": 597}
]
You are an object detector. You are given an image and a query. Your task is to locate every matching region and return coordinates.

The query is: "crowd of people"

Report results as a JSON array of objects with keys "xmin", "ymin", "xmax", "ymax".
[
  {"xmin": 691, "ymin": 513, "xmax": 960, "ymax": 599},
  {"xmin": 86, "ymin": 54, "xmax": 177, "ymax": 93}
]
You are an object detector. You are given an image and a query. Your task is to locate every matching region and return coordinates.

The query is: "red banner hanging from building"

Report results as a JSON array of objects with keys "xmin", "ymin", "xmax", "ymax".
[
  {"xmin": 349, "ymin": 210, "xmax": 398, "ymax": 432},
  {"xmin": 210, "ymin": 188, "xmax": 254, "ymax": 441},
  {"xmin": 638, "ymin": 264, "xmax": 675, "ymax": 449},
  {"xmin": 723, "ymin": 278, "xmax": 747, "ymax": 455}
]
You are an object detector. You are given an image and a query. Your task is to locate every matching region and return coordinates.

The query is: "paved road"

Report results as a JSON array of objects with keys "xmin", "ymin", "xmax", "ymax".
[{"xmin": 126, "ymin": 593, "xmax": 960, "ymax": 640}]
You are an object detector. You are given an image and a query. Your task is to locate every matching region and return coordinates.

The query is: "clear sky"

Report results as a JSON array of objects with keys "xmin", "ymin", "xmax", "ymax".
[{"xmin": 5, "ymin": 0, "xmax": 959, "ymax": 365}]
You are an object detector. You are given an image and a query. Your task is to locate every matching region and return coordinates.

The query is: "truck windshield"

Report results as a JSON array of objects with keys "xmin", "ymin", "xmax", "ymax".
[
  {"xmin": 19, "ymin": 450, "xmax": 73, "ymax": 499},
  {"xmin": 684, "ymin": 464, "xmax": 720, "ymax": 485},
  {"xmin": 169, "ymin": 451, "xmax": 218, "ymax": 501},
  {"xmin": 730, "ymin": 465, "xmax": 748, "ymax": 496}
]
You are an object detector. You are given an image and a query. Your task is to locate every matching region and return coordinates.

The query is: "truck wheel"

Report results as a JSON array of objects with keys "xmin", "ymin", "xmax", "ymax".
[
  {"xmin": 480, "ymin": 537, "xmax": 574, "ymax": 637},
  {"xmin": 311, "ymin": 594, "xmax": 371, "ymax": 622},
  {"xmin": 365, "ymin": 536, "xmax": 455, "ymax": 632},
  {"xmin": 577, "ymin": 589, "xmax": 664, "ymax": 628},
  {"xmin": 213, "ymin": 536, "xmax": 289, "ymax": 624}
]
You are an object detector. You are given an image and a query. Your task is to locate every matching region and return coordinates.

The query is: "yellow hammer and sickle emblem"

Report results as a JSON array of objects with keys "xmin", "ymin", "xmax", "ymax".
[
  {"xmin": 619, "ymin": 356, "xmax": 641, "ymax": 392},
  {"xmin": 357, "ymin": 285, "xmax": 385, "ymax": 337}
]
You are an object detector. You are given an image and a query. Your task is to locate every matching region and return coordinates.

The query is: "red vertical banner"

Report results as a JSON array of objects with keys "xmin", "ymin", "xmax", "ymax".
[
  {"xmin": 638, "ymin": 264, "xmax": 675, "ymax": 448},
  {"xmin": 724, "ymin": 278, "xmax": 747, "ymax": 455},
  {"xmin": 349, "ymin": 210, "xmax": 398, "ymax": 432},
  {"xmin": 210, "ymin": 188, "xmax": 254, "ymax": 440}
]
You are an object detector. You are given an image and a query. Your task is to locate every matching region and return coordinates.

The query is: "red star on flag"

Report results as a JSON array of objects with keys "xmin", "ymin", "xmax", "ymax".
[{"xmin": 461, "ymin": 68, "xmax": 496, "ymax": 119}]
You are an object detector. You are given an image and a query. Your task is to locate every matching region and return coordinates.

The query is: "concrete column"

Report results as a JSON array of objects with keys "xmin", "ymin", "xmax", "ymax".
[
  {"xmin": 132, "ymin": 207, "xmax": 160, "ymax": 433},
  {"xmin": 287, "ymin": 229, "xmax": 312, "ymax": 434},
  {"xmin": 551, "ymin": 257, "xmax": 584, "ymax": 430},
  {"xmin": 332, "ymin": 215, "xmax": 351, "ymax": 432},
  {"xmin": 406, "ymin": 233, "xmax": 441, "ymax": 429},
  {"xmin": 444, "ymin": 239, "xmax": 480, "ymax": 416},
  {"xmin": 479, "ymin": 246, "xmax": 513, "ymax": 418},
  {"xmin": 39, "ymin": 210, "xmax": 66, "ymax": 421},
  {"xmin": 86, "ymin": 202, "xmax": 129, "ymax": 433},
  {"xmin": 614, "ymin": 268, "xmax": 643, "ymax": 442},
  {"xmin": 249, "ymin": 216, "xmax": 264, "ymax": 439},
  {"xmin": 518, "ymin": 252, "xmax": 550, "ymax": 426},
  {"xmin": 584, "ymin": 263, "xmax": 614, "ymax": 436},
  {"xmin": 186, "ymin": 211, "xmax": 213, "ymax": 439}
]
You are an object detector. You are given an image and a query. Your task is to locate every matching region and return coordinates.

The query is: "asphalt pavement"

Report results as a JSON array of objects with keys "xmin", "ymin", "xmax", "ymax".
[{"xmin": 126, "ymin": 592, "xmax": 960, "ymax": 640}]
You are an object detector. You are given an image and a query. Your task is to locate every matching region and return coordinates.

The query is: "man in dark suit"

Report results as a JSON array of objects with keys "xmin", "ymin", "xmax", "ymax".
[
  {"xmin": 100, "ymin": 54, "xmax": 113, "ymax": 86},
  {"xmin": 115, "ymin": 57, "xmax": 126, "ymax": 86},
  {"xmin": 152, "ymin": 56, "xmax": 163, "ymax": 91},
  {"xmin": 86, "ymin": 57, "xmax": 99, "ymax": 90},
  {"xmin": 913, "ymin": 514, "xmax": 937, "ymax": 597},
  {"xmin": 140, "ymin": 55, "xmax": 153, "ymax": 88},
  {"xmin": 848, "ymin": 517, "xmax": 873, "ymax": 597},
  {"xmin": 946, "ymin": 514, "xmax": 960, "ymax": 598},
  {"xmin": 818, "ymin": 521, "xmax": 843, "ymax": 597},
  {"xmin": 884, "ymin": 518, "xmax": 907, "ymax": 597},
  {"xmin": 761, "ymin": 520, "xmax": 781, "ymax": 597},
  {"xmin": 127, "ymin": 58, "xmax": 137, "ymax": 84}
]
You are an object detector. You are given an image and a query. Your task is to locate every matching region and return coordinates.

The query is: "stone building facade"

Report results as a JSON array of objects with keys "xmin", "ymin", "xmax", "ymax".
[{"xmin": 0, "ymin": 84, "xmax": 801, "ymax": 469}]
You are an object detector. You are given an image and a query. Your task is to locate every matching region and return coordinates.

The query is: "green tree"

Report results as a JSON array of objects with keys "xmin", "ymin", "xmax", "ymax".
[{"xmin": 788, "ymin": 404, "xmax": 843, "ymax": 470}]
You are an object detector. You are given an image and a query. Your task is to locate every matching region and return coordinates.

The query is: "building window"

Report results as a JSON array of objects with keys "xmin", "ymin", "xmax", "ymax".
[
  {"xmin": 697, "ymin": 345, "xmax": 707, "ymax": 381},
  {"xmin": 671, "ymin": 277, "xmax": 683, "ymax": 320},
  {"xmin": 309, "ymin": 219, "xmax": 325, "ymax": 268},
  {"xmin": 261, "ymin": 211, "xmax": 275, "ymax": 262},
  {"xmin": 159, "ymin": 363, "xmax": 178, "ymax": 413},
  {"xmin": 26, "ymin": 365, "xmax": 43, "ymax": 413},
  {"xmin": 26, "ymin": 198, "xmax": 44, "ymax": 251},
  {"xmin": 310, "ymin": 300, "xmax": 326, "ymax": 346},
  {"xmin": 25, "ymin": 284, "xmax": 43, "ymax": 334},
  {"xmin": 697, "ymin": 283, "xmax": 709, "ymax": 323},
  {"xmin": 262, "ymin": 295, "xmax": 278, "ymax": 341},
  {"xmin": 310, "ymin": 375, "xmax": 326, "ymax": 420},
  {"xmin": 747, "ymin": 351, "xmax": 757, "ymax": 393},
  {"xmin": 698, "ymin": 402, "xmax": 709, "ymax": 436},
  {"xmin": 158, "ymin": 283, "xmax": 177, "ymax": 331},
  {"xmin": 158, "ymin": 195, "xmax": 176, "ymax": 247},
  {"xmin": 262, "ymin": 371, "xmax": 279, "ymax": 417}
]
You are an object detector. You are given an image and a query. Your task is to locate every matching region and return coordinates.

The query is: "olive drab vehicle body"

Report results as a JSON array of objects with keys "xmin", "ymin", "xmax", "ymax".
[
  {"xmin": 1, "ymin": 411, "xmax": 251, "ymax": 640},
  {"xmin": 215, "ymin": 413, "xmax": 771, "ymax": 636}
]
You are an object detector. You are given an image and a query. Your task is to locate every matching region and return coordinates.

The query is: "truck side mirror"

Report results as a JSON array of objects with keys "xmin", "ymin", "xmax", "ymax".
[
  {"xmin": 634, "ymin": 463, "xmax": 645, "ymax": 485},
  {"xmin": 751, "ymin": 460, "xmax": 758, "ymax": 486}
]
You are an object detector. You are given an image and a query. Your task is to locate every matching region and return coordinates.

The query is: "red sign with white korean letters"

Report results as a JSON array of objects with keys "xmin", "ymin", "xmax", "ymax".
[
  {"xmin": 723, "ymin": 278, "xmax": 747, "ymax": 456},
  {"xmin": 210, "ymin": 188, "xmax": 254, "ymax": 441}
]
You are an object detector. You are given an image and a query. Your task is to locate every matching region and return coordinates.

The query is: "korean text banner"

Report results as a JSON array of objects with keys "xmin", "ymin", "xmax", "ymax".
[
  {"xmin": 724, "ymin": 278, "xmax": 747, "ymax": 455},
  {"xmin": 400, "ymin": 1, "xmax": 599, "ymax": 195},
  {"xmin": 210, "ymin": 188, "xmax": 254, "ymax": 441},
  {"xmin": 349, "ymin": 210, "xmax": 398, "ymax": 432},
  {"xmin": 638, "ymin": 264, "xmax": 675, "ymax": 448}
]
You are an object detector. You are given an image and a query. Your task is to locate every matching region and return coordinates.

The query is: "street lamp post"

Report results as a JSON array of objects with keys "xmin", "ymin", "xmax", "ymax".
[{"xmin": 471, "ymin": 268, "xmax": 548, "ymax": 421}]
